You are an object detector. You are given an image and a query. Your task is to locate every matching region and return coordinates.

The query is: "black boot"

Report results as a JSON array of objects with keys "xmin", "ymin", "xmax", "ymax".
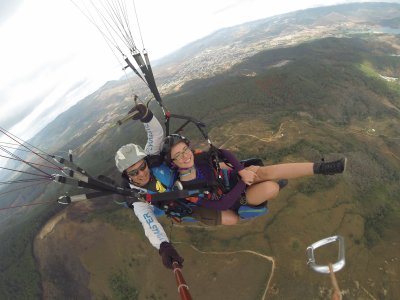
[
  {"xmin": 277, "ymin": 179, "xmax": 288, "ymax": 190},
  {"xmin": 313, "ymin": 158, "xmax": 347, "ymax": 175}
]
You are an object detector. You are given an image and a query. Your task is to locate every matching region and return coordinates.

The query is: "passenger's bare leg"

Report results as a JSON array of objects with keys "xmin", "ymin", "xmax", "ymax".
[
  {"xmin": 246, "ymin": 181, "xmax": 280, "ymax": 206},
  {"xmin": 221, "ymin": 210, "xmax": 239, "ymax": 225},
  {"xmin": 253, "ymin": 163, "xmax": 314, "ymax": 182}
]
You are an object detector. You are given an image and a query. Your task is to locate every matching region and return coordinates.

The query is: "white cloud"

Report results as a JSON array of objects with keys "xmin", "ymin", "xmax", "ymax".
[{"xmin": 0, "ymin": 0, "xmax": 124, "ymax": 140}]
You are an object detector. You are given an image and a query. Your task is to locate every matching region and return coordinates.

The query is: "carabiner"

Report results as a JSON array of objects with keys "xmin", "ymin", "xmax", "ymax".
[{"xmin": 306, "ymin": 235, "xmax": 345, "ymax": 274}]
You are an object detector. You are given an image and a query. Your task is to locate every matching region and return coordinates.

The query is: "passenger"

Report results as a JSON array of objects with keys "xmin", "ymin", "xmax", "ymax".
[{"xmin": 161, "ymin": 134, "xmax": 346, "ymax": 224}]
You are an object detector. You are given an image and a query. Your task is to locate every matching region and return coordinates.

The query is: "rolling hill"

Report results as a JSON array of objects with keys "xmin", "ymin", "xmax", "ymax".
[{"xmin": 1, "ymin": 2, "xmax": 400, "ymax": 299}]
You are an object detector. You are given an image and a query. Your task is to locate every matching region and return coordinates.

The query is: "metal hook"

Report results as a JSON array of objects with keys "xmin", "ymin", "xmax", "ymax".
[{"xmin": 306, "ymin": 235, "xmax": 345, "ymax": 274}]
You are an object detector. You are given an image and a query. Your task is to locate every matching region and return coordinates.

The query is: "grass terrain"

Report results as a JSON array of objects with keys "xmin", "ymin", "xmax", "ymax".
[
  {"xmin": 35, "ymin": 112, "xmax": 400, "ymax": 299},
  {"xmin": 2, "ymin": 34, "xmax": 400, "ymax": 299},
  {"xmin": 0, "ymin": 199, "xmax": 61, "ymax": 299},
  {"xmin": 34, "ymin": 204, "xmax": 274, "ymax": 300}
]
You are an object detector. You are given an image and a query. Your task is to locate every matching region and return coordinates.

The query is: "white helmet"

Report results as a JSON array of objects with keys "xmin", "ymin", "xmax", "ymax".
[{"xmin": 115, "ymin": 144, "xmax": 147, "ymax": 172}]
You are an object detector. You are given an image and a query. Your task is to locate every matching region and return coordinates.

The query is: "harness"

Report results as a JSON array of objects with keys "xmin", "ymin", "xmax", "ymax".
[
  {"xmin": 179, "ymin": 155, "xmax": 266, "ymax": 209},
  {"xmin": 179, "ymin": 149, "xmax": 231, "ymax": 204},
  {"xmin": 121, "ymin": 162, "xmax": 198, "ymax": 221}
]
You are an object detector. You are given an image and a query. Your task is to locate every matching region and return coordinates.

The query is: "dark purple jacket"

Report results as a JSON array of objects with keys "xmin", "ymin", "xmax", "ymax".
[{"xmin": 189, "ymin": 149, "xmax": 246, "ymax": 210}]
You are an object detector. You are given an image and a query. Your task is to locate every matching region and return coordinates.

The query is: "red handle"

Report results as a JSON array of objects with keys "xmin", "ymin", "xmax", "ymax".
[{"xmin": 172, "ymin": 262, "xmax": 192, "ymax": 300}]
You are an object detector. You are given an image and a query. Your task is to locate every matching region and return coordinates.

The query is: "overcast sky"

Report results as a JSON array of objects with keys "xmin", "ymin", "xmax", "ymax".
[{"xmin": 1, "ymin": 0, "xmax": 399, "ymax": 142}]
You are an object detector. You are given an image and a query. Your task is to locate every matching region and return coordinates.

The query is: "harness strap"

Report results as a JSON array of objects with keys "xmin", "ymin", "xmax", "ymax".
[
  {"xmin": 181, "ymin": 179, "xmax": 218, "ymax": 190},
  {"xmin": 220, "ymin": 169, "xmax": 231, "ymax": 191},
  {"xmin": 145, "ymin": 188, "xmax": 210, "ymax": 203}
]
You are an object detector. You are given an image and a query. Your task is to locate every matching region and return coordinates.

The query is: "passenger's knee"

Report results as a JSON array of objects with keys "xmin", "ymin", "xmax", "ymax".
[
  {"xmin": 263, "ymin": 181, "xmax": 280, "ymax": 200},
  {"xmin": 221, "ymin": 210, "xmax": 239, "ymax": 225}
]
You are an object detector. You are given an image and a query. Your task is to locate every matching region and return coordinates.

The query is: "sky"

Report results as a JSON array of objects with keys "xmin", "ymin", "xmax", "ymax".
[{"xmin": 1, "ymin": 0, "xmax": 399, "ymax": 143}]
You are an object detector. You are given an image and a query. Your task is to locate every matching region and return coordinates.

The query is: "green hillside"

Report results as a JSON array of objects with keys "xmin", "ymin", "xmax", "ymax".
[
  {"xmin": 34, "ymin": 35, "xmax": 400, "ymax": 299},
  {"xmin": 1, "ymin": 31, "xmax": 400, "ymax": 299}
]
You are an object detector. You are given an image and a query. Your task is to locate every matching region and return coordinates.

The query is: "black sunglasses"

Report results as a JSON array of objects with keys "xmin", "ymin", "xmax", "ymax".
[{"xmin": 127, "ymin": 160, "xmax": 147, "ymax": 177}]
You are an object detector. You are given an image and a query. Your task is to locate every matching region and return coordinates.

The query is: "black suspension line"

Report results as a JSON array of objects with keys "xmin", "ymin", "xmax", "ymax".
[
  {"xmin": 70, "ymin": 0, "xmax": 146, "ymax": 111},
  {"xmin": 71, "ymin": 0, "xmax": 125, "ymax": 55},
  {"xmin": 97, "ymin": 0, "xmax": 135, "ymax": 50},
  {"xmin": 0, "ymin": 178, "xmax": 53, "ymax": 185},
  {"xmin": 0, "ymin": 126, "xmax": 52, "ymax": 158},
  {"xmin": 0, "ymin": 146, "xmax": 55, "ymax": 177},
  {"xmin": 0, "ymin": 199, "xmax": 55, "ymax": 212},
  {"xmin": 0, "ymin": 141, "xmax": 20, "ymax": 146},
  {"xmin": 70, "ymin": 0, "xmax": 165, "ymax": 118},
  {"xmin": 0, "ymin": 127, "xmax": 62, "ymax": 169},
  {"xmin": 0, "ymin": 154, "xmax": 61, "ymax": 171},
  {"xmin": 104, "ymin": 0, "xmax": 136, "ymax": 50},
  {"xmin": 0, "ymin": 180, "xmax": 52, "ymax": 198},
  {"xmin": 132, "ymin": 0, "xmax": 145, "ymax": 50},
  {"xmin": 0, "ymin": 145, "xmax": 38, "ymax": 153},
  {"xmin": 121, "ymin": 1, "xmax": 137, "ymax": 48}
]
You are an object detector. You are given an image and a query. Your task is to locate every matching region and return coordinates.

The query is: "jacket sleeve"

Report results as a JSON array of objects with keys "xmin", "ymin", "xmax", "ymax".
[
  {"xmin": 219, "ymin": 149, "xmax": 244, "ymax": 171},
  {"xmin": 196, "ymin": 148, "xmax": 245, "ymax": 210},
  {"xmin": 132, "ymin": 202, "xmax": 169, "ymax": 249},
  {"xmin": 199, "ymin": 180, "xmax": 246, "ymax": 210},
  {"xmin": 143, "ymin": 114, "xmax": 165, "ymax": 156}
]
